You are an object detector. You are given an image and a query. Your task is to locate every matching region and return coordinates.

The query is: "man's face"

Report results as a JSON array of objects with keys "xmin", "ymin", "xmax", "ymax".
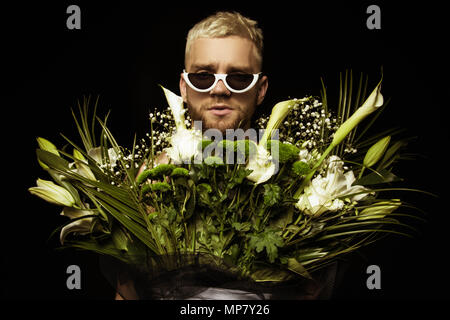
[{"xmin": 180, "ymin": 36, "xmax": 268, "ymax": 134}]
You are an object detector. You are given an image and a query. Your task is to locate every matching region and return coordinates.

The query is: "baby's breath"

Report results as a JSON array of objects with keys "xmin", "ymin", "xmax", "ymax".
[
  {"xmin": 148, "ymin": 105, "xmax": 193, "ymax": 156},
  {"xmin": 256, "ymin": 96, "xmax": 356, "ymax": 157}
]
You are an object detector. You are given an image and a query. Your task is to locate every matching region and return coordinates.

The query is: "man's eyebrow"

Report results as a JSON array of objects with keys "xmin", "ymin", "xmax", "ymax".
[
  {"xmin": 190, "ymin": 63, "xmax": 217, "ymax": 72},
  {"xmin": 189, "ymin": 64, "xmax": 254, "ymax": 73},
  {"xmin": 227, "ymin": 66, "xmax": 253, "ymax": 73}
]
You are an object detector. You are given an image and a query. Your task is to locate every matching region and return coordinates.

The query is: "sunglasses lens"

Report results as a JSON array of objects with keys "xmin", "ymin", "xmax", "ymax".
[
  {"xmin": 226, "ymin": 74, "xmax": 254, "ymax": 91},
  {"xmin": 186, "ymin": 72, "xmax": 258, "ymax": 92},
  {"xmin": 187, "ymin": 73, "xmax": 215, "ymax": 90}
]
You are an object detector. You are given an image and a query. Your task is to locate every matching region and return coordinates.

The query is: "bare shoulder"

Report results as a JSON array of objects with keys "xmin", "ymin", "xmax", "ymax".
[
  {"xmin": 155, "ymin": 151, "xmax": 169, "ymax": 165},
  {"xmin": 137, "ymin": 152, "xmax": 170, "ymax": 176}
]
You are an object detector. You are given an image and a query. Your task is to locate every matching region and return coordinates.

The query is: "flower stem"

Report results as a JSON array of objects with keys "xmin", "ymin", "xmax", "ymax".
[
  {"xmin": 293, "ymin": 144, "xmax": 335, "ymax": 199},
  {"xmin": 358, "ymin": 166, "xmax": 366, "ymax": 180},
  {"xmin": 147, "ymin": 119, "xmax": 155, "ymax": 169}
]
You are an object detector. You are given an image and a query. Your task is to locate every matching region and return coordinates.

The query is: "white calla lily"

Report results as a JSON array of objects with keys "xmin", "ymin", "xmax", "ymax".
[
  {"xmin": 246, "ymin": 143, "xmax": 276, "ymax": 185},
  {"xmin": 29, "ymin": 179, "xmax": 75, "ymax": 207},
  {"xmin": 161, "ymin": 86, "xmax": 203, "ymax": 163},
  {"xmin": 332, "ymin": 79, "xmax": 384, "ymax": 146},
  {"xmin": 161, "ymin": 86, "xmax": 187, "ymax": 130},
  {"xmin": 295, "ymin": 156, "xmax": 371, "ymax": 217},
  {"xmin": 246, "ymin": 98, "xmax": 304, "ymax": 184},
  {"xmin": 259, "ymin": 99, "xmax": 305, "ymax": 147}
]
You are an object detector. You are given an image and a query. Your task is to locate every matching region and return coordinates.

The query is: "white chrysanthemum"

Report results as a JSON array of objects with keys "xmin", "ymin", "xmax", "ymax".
[{"xmin": 164, "ymin": 128, "xmax": 202, "ymax": 164}]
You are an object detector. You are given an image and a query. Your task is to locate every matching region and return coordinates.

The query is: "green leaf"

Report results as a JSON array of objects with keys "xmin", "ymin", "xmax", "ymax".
[
  {"xmin": 376, "ymin": 140, "xmax": 408, "ymax": 171},
  {"xmin": 59, "ymin": 134, "xmax": 108, "ymax": 183},
  {"xmin": 232, "ymin": 222, "xmax": 251, "ymax": 232},
  {"xmin": 263, "ymin": 184, "xmax": 281, "ymax": 207},
  {"xmin": 111, "ymin": 226, "xmax": 131, "ymax": 252},
  {"xmin": 355, "ymin": 168, "xmax": 402, "ymax": 186},
  {"xmin": 269, "ymin": 206, "xmax": 294, "ymax": 230},
  {"xmin": 295, "ymin": 247, "xmax": 328, "ymax": 264},
  {"xmin": 223, "ymin": 243, "xmax": 240, "ymax": 265},
  {"xmin": 248, "ymin": 230, "xmax": 284, "ymax": 263},
  {"xmin": 36, "ymin": 149, "xmax": 70, "ymax": 171},
  {"xmin": 91, "ymin": 192, "xmax": 159, "ymax": 253},
  {"xmin": 286, "ymin": 258, "xmax": 312, "ymax": 279},
  {"xmin": 250, "ymin": 267, "xmax": 293, "ymax": 282},
  {"xmin": 78, "ymin": 183, "xmax": 146, "ymax": 226},
  {"xmin": 228, "ymin": 168, "xmax": 253, "ymax": 188},
  {"xmin": 197, "ymin": 183, "xmax": 212, "ymax": 206},
  {"xmin": 63, "ymin": 239, "xmax": 128, "ymax": 263},
  {"xmin": 167, "ymin": 205, "xmax": 178, "ymax": 223}
]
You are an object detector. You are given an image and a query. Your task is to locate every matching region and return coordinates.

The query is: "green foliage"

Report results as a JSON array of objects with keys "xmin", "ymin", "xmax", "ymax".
[
  {"xmin": 29, "ymin": 73, "xmax": 429, "ymax": 285},
  {"xmin": 234, "ymin": 140, "xmax": 257, "ymax": 159},
  {"xmin": 204, "ymin": 156, "xmax": 224, "ymax": 166},
  {"xmin": 292, "ymin": 161, "xmax": 311, "ymax": 177},
  {"xmin": 170, "ymin": 167, "xmax": 190, "ymax": 178},
  {"xmin": 263, "ymin": 184, "xmax": 281, "ymax": 207},
  {"xmin": 267, "ymin": 140, "xmax": 300, "ymax": 163},
  {"xmin": 248, "ymin": 230, "xmax": 284, "ymax": 263}
]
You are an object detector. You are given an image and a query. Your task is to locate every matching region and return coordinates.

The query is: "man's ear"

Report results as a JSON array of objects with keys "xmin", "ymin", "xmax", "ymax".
[
  {"xmin": 179, "ymin": 73, "xmax": 188, "ymax": 103},
  {"xmin": 256, "ymin": 75, "xmax": 268, "ymax": 106}
]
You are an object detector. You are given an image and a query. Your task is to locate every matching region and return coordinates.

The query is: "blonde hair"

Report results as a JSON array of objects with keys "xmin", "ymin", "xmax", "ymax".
[{"xmin": 185, "ymin": 11, "xmax": 264, "ymax": 69}]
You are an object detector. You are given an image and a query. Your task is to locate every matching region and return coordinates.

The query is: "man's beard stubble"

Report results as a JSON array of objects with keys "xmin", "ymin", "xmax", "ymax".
[{"xmin": 186, "ymin": 100, "xmax": 254, "ymax": 135}]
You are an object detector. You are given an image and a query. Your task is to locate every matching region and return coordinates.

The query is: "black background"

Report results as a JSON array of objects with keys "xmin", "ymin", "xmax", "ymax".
[{"xmin": 2, "ymin": 0, "xmax": 448, "ymax": 302}]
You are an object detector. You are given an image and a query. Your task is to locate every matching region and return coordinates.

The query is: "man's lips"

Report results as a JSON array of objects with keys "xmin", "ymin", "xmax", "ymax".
[{"xmin": 208, "ymin": 105, "xmax": 233, "ymax": 116}]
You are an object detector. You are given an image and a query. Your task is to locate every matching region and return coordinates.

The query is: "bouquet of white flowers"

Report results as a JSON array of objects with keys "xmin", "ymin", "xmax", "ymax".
[{"xmin": 29, "ymin": 71, "xmax": 428, "ymax": 295}]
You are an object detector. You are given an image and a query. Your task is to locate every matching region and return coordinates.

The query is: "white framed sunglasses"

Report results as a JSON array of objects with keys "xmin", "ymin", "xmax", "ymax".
[{"xmin": 183, "ymin": 69, "xmax": 262, "ymax": 93}]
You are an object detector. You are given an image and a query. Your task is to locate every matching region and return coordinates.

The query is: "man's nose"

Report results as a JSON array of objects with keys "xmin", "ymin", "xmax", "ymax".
[{"xmin": 210, "ymin": 79, "xmax": 231, "ymax": 96}]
